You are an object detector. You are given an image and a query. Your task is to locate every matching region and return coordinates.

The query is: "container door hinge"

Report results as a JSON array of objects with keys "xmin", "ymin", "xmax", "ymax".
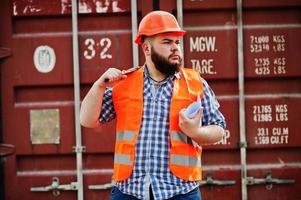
[
  {"xmin": 88, "ymin": 182, "xmax": 113, "ymax": 190},
  {"xmin": 72, "ymin": 145, "xmax": 86, "ymax": 153},
  {"xmin": 31, "ymin": 177, "xmax": 78, "ymax": 197},
  {"xmin": 246, "ymin": 172, "xmax": 295, "ymax": 190},
  {"xmin": 200, "ymin": 173, "xmax": 236, "ymax": 187},
  {"xmin": 238, "ymin": 141, "xmax": 248, "ymax": 148}
]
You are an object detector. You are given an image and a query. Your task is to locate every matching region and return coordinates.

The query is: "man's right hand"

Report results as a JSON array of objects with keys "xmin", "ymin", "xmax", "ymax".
[{"xmin": 95, "ymin": 68, "xmax": 127, "ymax": 88}]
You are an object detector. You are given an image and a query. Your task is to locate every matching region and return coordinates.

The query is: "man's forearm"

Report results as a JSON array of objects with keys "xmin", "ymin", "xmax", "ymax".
[
  {"xmin": 80, "ymin": 68, "xmax": 126, "ymax": 128},
  {"xmin": 190, "ymin": 125, "xmax": 224, "ymax": 145},
  {"xmin": 80, "ymin": 83, "xmax": 105, "ymax": 128}
]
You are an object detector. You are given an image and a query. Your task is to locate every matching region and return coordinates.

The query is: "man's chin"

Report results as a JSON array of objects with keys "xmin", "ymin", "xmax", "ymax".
[{"xmin": 169, "ymin": 60, "xmax": 181, "ymax": 66}]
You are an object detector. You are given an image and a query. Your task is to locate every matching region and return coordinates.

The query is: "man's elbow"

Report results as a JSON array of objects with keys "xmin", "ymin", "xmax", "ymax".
[
  {"xmin": 204, "ymin": 125, "xmax": 225, "ymax": 145},
  {"xmin": 214, "ymin": 126, "xmax": 225, "ymax": 143},
  {"xmin": 80, "ymin": 117, "xmax": 100, "ymax": 128}
]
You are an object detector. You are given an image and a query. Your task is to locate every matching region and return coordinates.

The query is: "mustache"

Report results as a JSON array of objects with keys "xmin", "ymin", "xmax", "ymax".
[{"xmin": 169, "ymin": 54, "xmax": 182, "ymax": 62}]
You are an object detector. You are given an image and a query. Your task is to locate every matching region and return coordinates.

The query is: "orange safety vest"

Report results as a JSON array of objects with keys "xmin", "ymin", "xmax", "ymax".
[{"xmin": 112, "ymin": 66, "xmax": 203, "ymax": 182}]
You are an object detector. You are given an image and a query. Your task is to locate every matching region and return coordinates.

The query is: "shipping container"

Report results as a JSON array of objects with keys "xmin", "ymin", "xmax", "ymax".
[{"xmin": 0, "ymin": 0, "xmax": 300, "ymax": 199}]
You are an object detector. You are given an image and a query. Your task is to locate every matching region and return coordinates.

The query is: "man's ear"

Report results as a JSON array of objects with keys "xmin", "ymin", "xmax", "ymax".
[{"xmin": 142, "ymin": 42, "xmax": 151, "ymax": 56}]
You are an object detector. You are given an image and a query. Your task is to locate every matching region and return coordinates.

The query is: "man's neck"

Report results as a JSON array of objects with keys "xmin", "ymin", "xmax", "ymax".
[{"xmin": 145, "ymin": 62, "xmax": 166, "ymax": 82}]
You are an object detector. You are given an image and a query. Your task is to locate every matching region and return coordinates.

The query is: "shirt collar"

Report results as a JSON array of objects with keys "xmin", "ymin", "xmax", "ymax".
[{"xmin": 143, "ymin": 64, "xmax": 180, "ymax": 82}]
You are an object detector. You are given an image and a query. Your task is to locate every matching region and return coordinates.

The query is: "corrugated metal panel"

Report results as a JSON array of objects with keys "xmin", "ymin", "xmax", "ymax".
[
  {"xmin": 0, "ymin": 0, "xmax": 300, "ymax": 199},
  {"xmin": 181, "ymin": 0, "xmax": 301, "ymax": 199},
  {"xmin": 2, "ymin": 0, "xmax": 132, "ymax": 199}
]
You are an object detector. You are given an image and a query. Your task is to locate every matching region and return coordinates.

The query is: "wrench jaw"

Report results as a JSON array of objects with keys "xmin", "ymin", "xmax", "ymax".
[
  {"xmin": 121, "ymin": 66, "xmax": 141, "ymax": 75},
  {"xmin": 104, "ymin": 66, "xmax": 141, "ymax": 83}
]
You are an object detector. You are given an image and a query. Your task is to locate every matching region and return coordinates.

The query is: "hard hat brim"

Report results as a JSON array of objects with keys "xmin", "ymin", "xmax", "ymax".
[{"xmin": 135, "ymin": 30, "xmax": 186, "ymax": 45}]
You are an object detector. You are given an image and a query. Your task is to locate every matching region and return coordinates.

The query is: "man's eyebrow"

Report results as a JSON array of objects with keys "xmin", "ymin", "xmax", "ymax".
[{"xmin": 161, "ymin": 38, "xmax": 179, "ymax": 42}]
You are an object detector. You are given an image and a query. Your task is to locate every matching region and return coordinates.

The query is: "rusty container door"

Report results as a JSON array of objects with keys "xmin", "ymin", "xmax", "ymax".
[
  {"xmin": 177, "ymin": 0, "xmax": 243, "ymax": 199},
  {"xmin": 2, "ymin": 0, "xmax": 79, "ymax": 199},
  {"xmin": 168, "ymin": 0, "xmax": 301, "ymax": 199},
  {"xmin": 79, "ymin": 0, "xmax": 134, "ymax": 199},
  {"xmin": 0, "ymin": 0, "xmax": 138, "ymax": 199},
  {"xmin": 243, "ymin": 0, "xmax": 301, "ymax": 199}
]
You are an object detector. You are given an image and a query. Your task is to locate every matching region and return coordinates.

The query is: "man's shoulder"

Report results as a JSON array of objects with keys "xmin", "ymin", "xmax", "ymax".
[
  {"xmin": 121, "ymin": 66, "xmax": 142, "ymax": 76},
  {"xmin": 181, "ymin": 67, "xmax": 202, "ymax": 81},
  {"xmin": 113, "ymin": 66, "xmax": 143, "ymax": 91}
]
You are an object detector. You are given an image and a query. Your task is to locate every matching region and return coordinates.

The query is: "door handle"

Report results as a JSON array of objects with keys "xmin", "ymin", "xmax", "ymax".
[
  {"xmin": 31, "ymin": 177, "xmax": 78, "ymax": 197},
  {"xmin": 246, "ymin": 172, "xmax": 295, "ymax": 190},
  {"xmin": 200, "ymin": 173, "xmax": 236, "ymax": 186},
  {"xmin": 88, "ymin": 182, "xmax": 113, "ymax": 190}
]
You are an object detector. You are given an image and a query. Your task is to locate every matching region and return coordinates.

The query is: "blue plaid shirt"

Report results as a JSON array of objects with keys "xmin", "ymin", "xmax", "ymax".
[{"xmin": 100, "ymin": 67, "xmax": 226, "ymax": 199}]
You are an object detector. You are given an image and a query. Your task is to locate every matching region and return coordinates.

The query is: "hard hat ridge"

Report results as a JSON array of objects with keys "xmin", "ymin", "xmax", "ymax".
[{"xmin": 135, "ymin": 10, "xmax": 186, "ymax": 45}]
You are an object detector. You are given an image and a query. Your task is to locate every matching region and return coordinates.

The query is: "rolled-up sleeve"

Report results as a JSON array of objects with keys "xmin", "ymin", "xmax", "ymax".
[
  {"xmin": 201, "ymin": 78, "xmax": 226, "ymax": 129},
  {"xmin": 99, "ymin": 87, "xmax": 116, "ymax": 123}
]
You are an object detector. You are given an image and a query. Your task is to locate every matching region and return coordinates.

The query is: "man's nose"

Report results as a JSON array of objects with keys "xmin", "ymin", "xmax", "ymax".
[{"xmin": 171, "ymin": 43, "xmax": 180, "ymax": 52}]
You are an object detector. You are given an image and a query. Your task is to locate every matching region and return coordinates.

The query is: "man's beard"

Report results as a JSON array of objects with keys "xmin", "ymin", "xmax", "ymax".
[{"xmin": 151, "ymin": 47, "xmax": 182, "ymax": 76}]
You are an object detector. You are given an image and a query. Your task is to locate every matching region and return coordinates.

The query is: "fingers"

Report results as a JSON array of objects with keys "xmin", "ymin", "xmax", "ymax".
[
  {"xmin": 179, "ymin": 108, "xmax": 188, "ymax": 121},
  {"xmin": 179, "ymin": 108, "xmax": 186, "ymax": 117},
  {"xmin": 97, "ymin": 68, "xmax": 127, "ymax": 87},
  {"xmin": 104, "ymin": 68, "xmax": 124, "ymax": 82},
  {"xmin": 179, "ymin": 107, "xmax": 202, "ymax": 127},
  {"xmin": 179, "ymin": 107, "xmax": 202, "ymax": 120},
  {"xmin": 195, "ymin": 107, "xmax": 203, "ymax": 120}
]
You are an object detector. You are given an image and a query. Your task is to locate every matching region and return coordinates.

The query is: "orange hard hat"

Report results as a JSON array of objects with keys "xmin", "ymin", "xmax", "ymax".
[{"xmin": 135, "ymin": 11, "xmax": 186, "ymax": 45}]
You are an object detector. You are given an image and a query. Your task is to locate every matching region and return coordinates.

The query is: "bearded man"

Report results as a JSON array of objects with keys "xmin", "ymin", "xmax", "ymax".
[{"xmin": 80, "ymin": 10, "xmax": 226, "ymax": 200}]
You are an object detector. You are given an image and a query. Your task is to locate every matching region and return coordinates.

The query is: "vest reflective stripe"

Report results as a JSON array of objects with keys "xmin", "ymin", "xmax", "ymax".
[
  {"xmin": 170, "ymin": 131, "xmax": 193, "ymax": 145},
  {"xmin": 114, "ymin": 154, "xmax": 132, "ymax": 165},
  {"xmin": 116, "ymin": 131, "xmax": 135, "ymax": 142},
  {"xmin": 171, "ymin": 154, "xmax": 201, "ymax": 167}
]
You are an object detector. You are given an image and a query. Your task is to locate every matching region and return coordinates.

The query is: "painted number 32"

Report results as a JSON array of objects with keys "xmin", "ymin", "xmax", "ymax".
[{"xmin": 84, "ymin": 38, "xmax": 112, "ymax": 60}]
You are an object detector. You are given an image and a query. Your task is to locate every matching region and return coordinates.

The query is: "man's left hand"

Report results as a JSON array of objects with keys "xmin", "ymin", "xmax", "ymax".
[{"xmin": 178, "ymin": 107, "xmax": 202, "ymax": 138}]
